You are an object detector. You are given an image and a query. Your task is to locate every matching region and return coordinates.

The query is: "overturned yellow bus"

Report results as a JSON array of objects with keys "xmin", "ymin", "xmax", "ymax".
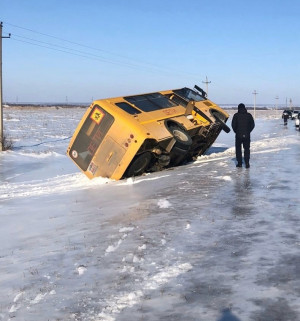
[{"xmin": 67, "ymin": 85, "xmax": 230, "ymax": 180}]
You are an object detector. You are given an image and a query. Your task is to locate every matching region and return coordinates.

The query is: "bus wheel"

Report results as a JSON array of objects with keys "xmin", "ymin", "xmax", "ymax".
[
  {"xmin": 169, "ymin": 125, "xmax": 192, "ymax": 150},
  {"xmin": 126, "ymin": 152, "xmax": 152, "ymax": 177},
  {"xmin": 169, "ymin": 146, "xmax": 189, "ymax": 166}
]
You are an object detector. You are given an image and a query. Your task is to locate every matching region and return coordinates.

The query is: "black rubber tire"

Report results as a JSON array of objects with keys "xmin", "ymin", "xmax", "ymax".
[
  {"xmin": 213, "ymin": 114, "xmax": 231, "ymax": 133},
  {"xmin": 169, "ymin": 146, "xmax": 189, "ymax": 166},
  {"xmin": 169, "ymin": 125, "xmax": 192, "ymax": 150},
  {"xmin": 125, "ymin": 152, "xmax": 152, "ymax": 177}
]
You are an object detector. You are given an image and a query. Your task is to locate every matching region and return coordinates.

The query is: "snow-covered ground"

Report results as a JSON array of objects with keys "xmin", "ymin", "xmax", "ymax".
[{"xmin": 0, "ymin": 107, "xmax": 299, "ymax": 321}]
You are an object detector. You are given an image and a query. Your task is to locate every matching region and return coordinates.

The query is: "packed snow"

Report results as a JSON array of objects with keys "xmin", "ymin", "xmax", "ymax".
[{"xmin": 0, "ymin": 107, "xmax": 299, "ymax": 321}]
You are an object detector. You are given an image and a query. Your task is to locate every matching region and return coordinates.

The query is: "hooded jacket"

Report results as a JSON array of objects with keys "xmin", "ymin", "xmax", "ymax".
[{"xmin": 231, "ymin": 104, "xmax": 255, "ymax": 137}]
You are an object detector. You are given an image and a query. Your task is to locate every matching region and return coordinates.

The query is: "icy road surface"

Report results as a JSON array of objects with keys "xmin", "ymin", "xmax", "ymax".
[{"xmin": 0, "ymin": 107, "xmax": 299, "ymax": 321}]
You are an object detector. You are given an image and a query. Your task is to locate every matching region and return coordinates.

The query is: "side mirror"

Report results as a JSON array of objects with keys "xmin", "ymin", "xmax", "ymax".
[{"xmin": 194, "ymin": 85, "xmax": 207, "ymax": 98}]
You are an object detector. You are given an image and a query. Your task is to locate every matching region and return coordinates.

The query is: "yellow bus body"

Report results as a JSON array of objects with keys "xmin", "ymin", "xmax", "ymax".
[{"xmin": 67, "ymin": 86, "xmax": 230, "ymax": 180}]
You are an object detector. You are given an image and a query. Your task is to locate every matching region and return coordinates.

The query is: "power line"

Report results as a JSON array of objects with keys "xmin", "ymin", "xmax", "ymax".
[
  {"xmin": 252, "ymin": 90, "xmax": 258, "ymax": 119},
  {"xmin": 12, "ymin": 33, "xmax": 108, "ymax": 57},
  {"xmin": 10, "ymin": 37, "xmax": 203, "ymax": 80},
  {"xmin": 13, "ymin": 136, "xmax": 72, "ymax": 150},
  {"xmin": 4, "ymin": 21, "xmax": 119, "ymax": 55},
  {"xmin": 4, "ymin": 21, "xmax": 202, "ymax": 79},
  {"xmin": 9, "ymin": 37, "xmax": 203, "ymax": 80},
  {"xmin": 10, "ymin": 37, "xmax": 142, "ymax": 69},
  {"xmin": 6, "ymin": 20, "xmax": 161, "ymax": 71}
]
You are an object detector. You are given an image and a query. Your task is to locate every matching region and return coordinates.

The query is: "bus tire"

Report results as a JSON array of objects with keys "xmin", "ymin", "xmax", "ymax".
[
  {"xmin": 169, "ymin": 125, "xmax": 192, "ymax": 150},
  {"xmin": 169, "ymin": 146, "xmax": 189, "ymax": 166},
  {"xmin": 125, "ymin": 152, "xmax": 152, "ymax": 177}
]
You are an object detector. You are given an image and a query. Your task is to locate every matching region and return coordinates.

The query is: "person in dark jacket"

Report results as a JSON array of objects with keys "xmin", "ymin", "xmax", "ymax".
[
  {"xmin": 282, "ymin": 111, "xmax": 289, "ymax": 126},
  {"xmin": 231, "ymin": 103, "xmax": 255, "ymax": 168}
]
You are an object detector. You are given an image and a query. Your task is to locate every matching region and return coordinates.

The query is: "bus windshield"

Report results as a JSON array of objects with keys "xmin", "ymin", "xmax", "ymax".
[
  {"xmin": 173, "ymin": 88, "xmax": 205, "ymax": 102},
  {"xmin": 69, "ymin": 105, "xmax": 114, "ymax": 171}
]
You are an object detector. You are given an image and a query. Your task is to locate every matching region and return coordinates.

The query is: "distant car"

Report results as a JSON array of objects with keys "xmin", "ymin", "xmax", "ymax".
[{"xmin": 291, "ymin": 110, "xmax": 299, "ymax": 120}]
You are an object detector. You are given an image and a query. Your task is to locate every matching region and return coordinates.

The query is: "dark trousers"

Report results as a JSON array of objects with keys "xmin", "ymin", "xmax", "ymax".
[{"xmin": 235, "ymin": 135, "xmax": 250, "ymax": 164}]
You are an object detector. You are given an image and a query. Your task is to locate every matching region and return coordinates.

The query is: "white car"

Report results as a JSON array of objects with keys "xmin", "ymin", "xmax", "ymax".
[
  {"xmin": 291, "ymin": 110, "xmax": 299, "ymax": 120},
  {"xmin": 295, "ymin": 114, "xmax": 300, "ymax": 129}
]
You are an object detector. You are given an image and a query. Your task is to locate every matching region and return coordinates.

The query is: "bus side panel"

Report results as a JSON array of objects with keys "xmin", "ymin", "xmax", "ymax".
[{"xmin": 108, "ymin": 135, "xmax": 147, "ymax": 180}]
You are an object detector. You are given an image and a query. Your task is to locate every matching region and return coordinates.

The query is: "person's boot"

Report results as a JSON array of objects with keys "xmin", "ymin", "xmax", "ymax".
[
  {"xmin": 236, "ymin": 163, "xmax": 242, "ymax": 168},
  {"xmin": 245, "ymin": 163, "xmax": 250, "ymax": 168}
]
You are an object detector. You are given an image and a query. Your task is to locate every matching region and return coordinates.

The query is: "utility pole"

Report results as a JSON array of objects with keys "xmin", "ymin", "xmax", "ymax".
[
  {"xmin": 252, "ymin": 90, "xmax": 258, "ymax": 119},
  {"xmin": 275, "ymin": 96, "xmax": 279, "ymax": 117},
  {"xmin": 202, "ymin": 76, "xmax": 211, "ymax": 96},
  {"xmin": 0, "ymin": 22, "xmax": 11, "ymax": 151}
]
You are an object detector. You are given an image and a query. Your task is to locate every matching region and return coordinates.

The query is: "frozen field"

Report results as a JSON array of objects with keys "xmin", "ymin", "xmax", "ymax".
[{"xmin": 0, "ymin": 107, "xmax": 299, "ymax": 321}]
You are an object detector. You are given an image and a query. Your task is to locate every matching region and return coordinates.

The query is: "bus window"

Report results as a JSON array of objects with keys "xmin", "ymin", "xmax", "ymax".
[
  {"xmin": 115, "ymin": 102, "xmax": 141, "ymax": 115},
  {"xmin": 125, "ymin": 93, "xmax": 176, "ymax": 112}
]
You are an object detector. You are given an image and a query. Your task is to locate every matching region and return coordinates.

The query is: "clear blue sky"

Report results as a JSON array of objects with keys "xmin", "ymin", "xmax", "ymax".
[{"xmin": 1, "ymin": 0, "xmax": 300, "ymax": 105}]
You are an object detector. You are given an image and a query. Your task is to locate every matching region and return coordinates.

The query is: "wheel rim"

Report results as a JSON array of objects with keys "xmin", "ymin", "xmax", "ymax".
[{"xmin": 172, "ymin": 129, "xmax": 189, "ymax": 142}]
